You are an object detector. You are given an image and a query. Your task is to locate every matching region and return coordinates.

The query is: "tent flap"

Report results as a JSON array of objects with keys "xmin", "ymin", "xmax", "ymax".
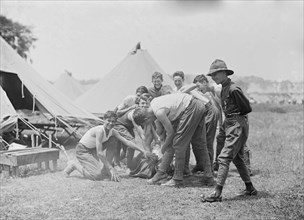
[{"xmin": 0, "ymin": 86, "xmax": 18, "ymax": 133}]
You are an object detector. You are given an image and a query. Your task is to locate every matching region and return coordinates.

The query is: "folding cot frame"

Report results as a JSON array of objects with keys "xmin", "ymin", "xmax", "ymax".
[{"xmin": 17, "ymin": 119, "xmax": 83, "ymax": 145}]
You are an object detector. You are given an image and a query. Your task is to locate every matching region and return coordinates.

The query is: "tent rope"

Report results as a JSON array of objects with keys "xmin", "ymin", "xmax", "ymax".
[
  {"xmin": 32, "ymin": 94, "xmax": 36, "ymax": 113},
  {"xmin": 15, "ymin": 120, "xmax": 19, "ymax": 139},
  {"xmin": 21, "ymin": 80, "xmax": 25, "ymax": 98},
  {"xmin": 54, "ymin": 117, "xmax": 58, "ymax": 140}
]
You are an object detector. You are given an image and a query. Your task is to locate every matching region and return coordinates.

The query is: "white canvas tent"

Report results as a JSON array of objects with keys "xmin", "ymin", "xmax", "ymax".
[
  {"xmin": 0, "ymin": 85, "xmax": 18, "ymax": 134},
  {"xmin": 76, "ymin": 46, "xmax": 174, "ymax": 114},
  {"xmin": 53, "ymin": 72, "xmax": 85, "ymax": 100},
  {"xmin": 0, "ymin": 37, "xmax": 101, "ymax": 124}
]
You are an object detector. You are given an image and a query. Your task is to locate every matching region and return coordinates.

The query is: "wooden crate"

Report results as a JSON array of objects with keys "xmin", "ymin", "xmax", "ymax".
[{"xmin": 0, "ymin": 148, "xmax": 60, "ymax": 176}]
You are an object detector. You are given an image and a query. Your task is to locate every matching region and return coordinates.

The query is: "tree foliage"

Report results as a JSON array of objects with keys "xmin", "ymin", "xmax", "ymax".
[{"xmin": 0, "ymin": 15, "xmax": 37, "ymax": 61}]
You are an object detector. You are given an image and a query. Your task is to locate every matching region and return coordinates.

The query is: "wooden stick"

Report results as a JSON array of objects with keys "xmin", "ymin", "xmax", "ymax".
[
  {"xmin": 45, "ymin": 161, "xmax": 50, "ymax": 170},
  {"xmin": 31, "ymin": 134, "xmax": 35, "ymax": 148},
  {"xmin": 49, "ymin": 134, "xmax": 52, "ymax": 148},
  {"xmin": 53, "ymin": 160, "xmax": 58, "ymax": 171}
]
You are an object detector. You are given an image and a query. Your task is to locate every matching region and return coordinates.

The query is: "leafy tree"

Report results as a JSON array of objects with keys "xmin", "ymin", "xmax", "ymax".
[{"xmin": 0, "ymin": 15, "xmax": 37, "ymax": 61}]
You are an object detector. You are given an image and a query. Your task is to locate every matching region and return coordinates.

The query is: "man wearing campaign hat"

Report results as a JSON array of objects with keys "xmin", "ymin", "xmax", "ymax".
[{"xmin": 201, "ymin": 59, "xmax": 257, "ymax": 203}]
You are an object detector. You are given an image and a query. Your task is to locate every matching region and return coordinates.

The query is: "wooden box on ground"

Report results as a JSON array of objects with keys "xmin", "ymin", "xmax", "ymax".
[{"xmin": 0, "ymin": 147, "xmax": 60, "ymax": 176}]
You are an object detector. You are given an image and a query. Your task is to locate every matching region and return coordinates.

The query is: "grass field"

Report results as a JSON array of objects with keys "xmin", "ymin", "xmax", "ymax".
[{"xmin": 1, "ymin": 104, "xmax": 303, "ymax": 220}]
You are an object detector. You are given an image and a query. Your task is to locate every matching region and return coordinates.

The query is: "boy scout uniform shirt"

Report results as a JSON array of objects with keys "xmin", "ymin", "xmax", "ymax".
[{"xmin": 220, "ymin": 78, "xmax": 252, "ymax": 117}]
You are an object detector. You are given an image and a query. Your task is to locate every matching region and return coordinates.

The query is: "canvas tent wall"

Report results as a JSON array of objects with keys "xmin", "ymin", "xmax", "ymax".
[
  {"xmin": 76, "ymin": 47, "xmax": 174, "ymax": 114},
  {"xmin": 0, "ymin": 85, "xmax": 18, "ymax": 134},
  {"xmin": 0, "ymin": 37, "xmax": 101, "ymax": 124},
  {"xmin": 53, "ymin": 72, "xmax": 85, "ymax": 100}
]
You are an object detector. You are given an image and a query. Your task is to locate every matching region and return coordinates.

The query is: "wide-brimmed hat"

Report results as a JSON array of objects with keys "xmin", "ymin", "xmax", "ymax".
[{"xmin": 207, "ymin": 59, "xmax": 234, "ymax": 76}]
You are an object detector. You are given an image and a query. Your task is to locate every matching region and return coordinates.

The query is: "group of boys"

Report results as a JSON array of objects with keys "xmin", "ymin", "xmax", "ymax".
[{"xmin": 64, "ymin": 59, "xmax": 257, "ymax": 203}]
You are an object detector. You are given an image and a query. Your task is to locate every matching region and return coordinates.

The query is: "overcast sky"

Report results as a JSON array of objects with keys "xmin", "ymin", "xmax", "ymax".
[{"xmin": 1, "ymin": 1, "xmax": 303, "ymax": 82}]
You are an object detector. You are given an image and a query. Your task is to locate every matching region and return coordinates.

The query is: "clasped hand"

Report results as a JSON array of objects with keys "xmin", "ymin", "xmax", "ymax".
[
  {"xmin": 144, "ymin": 151, "xmax": 158, "ymax": 161},
  {"xmin": 110, "ymin": 168, "xmax": 120, "ymax": 182}
]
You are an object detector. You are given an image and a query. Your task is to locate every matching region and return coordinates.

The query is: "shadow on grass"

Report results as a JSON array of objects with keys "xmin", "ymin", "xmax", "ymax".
[
  {"xmin": 8, "ymin": 167, "xmax": 61, "ymax": 178},
  {"xmin": 65, "ymin": 171, "xmax": 133, "ymax": 182},
  {"xmin": 224, "ymin": 191, "xmax": 273, "ymax": 202},
  {"xmin": 65, "ymin": 175, "xmax": 90, "ymax": 180},
  {"xmin": 132, "ymin": 174, "xmax": 216, "ymax": 188},
  {"xmin": 227, "ymin": 168, "xmax": 261, "ymax": 177},
  {"xmin": 183, "ymin": 175, "xmax": 215, "ymax": 188}
]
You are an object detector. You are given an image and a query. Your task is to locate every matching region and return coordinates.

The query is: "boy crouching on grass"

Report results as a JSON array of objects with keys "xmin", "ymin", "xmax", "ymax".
[{"xmin": 63, "ymin": 111, "xmax": 153, "ymax": 181}]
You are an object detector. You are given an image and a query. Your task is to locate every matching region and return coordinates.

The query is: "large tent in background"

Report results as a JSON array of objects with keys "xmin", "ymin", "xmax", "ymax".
[
  {"xmin": 53, "ymin": 72, "xmax": 85, "ymax": 100},
  {"xmin": 0, "ymin": 85, "xmax": 18, "ymax": 134},
  {"xmin": 0, "ymin": 37, "xmax": 101, "ymax": 125},
  {"xmin": 76, "ymin": 45, "xmax": 174, "ymax": 114}
]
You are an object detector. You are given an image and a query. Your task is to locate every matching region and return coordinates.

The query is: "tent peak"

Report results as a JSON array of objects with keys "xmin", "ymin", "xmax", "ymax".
[
  {"xmin": 64, "ymin": 70, "xmax": 72, "ymax": 76},
  {"xmin": 130, "ymin": 42, "xmax": 141, "ymax": 55}
]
